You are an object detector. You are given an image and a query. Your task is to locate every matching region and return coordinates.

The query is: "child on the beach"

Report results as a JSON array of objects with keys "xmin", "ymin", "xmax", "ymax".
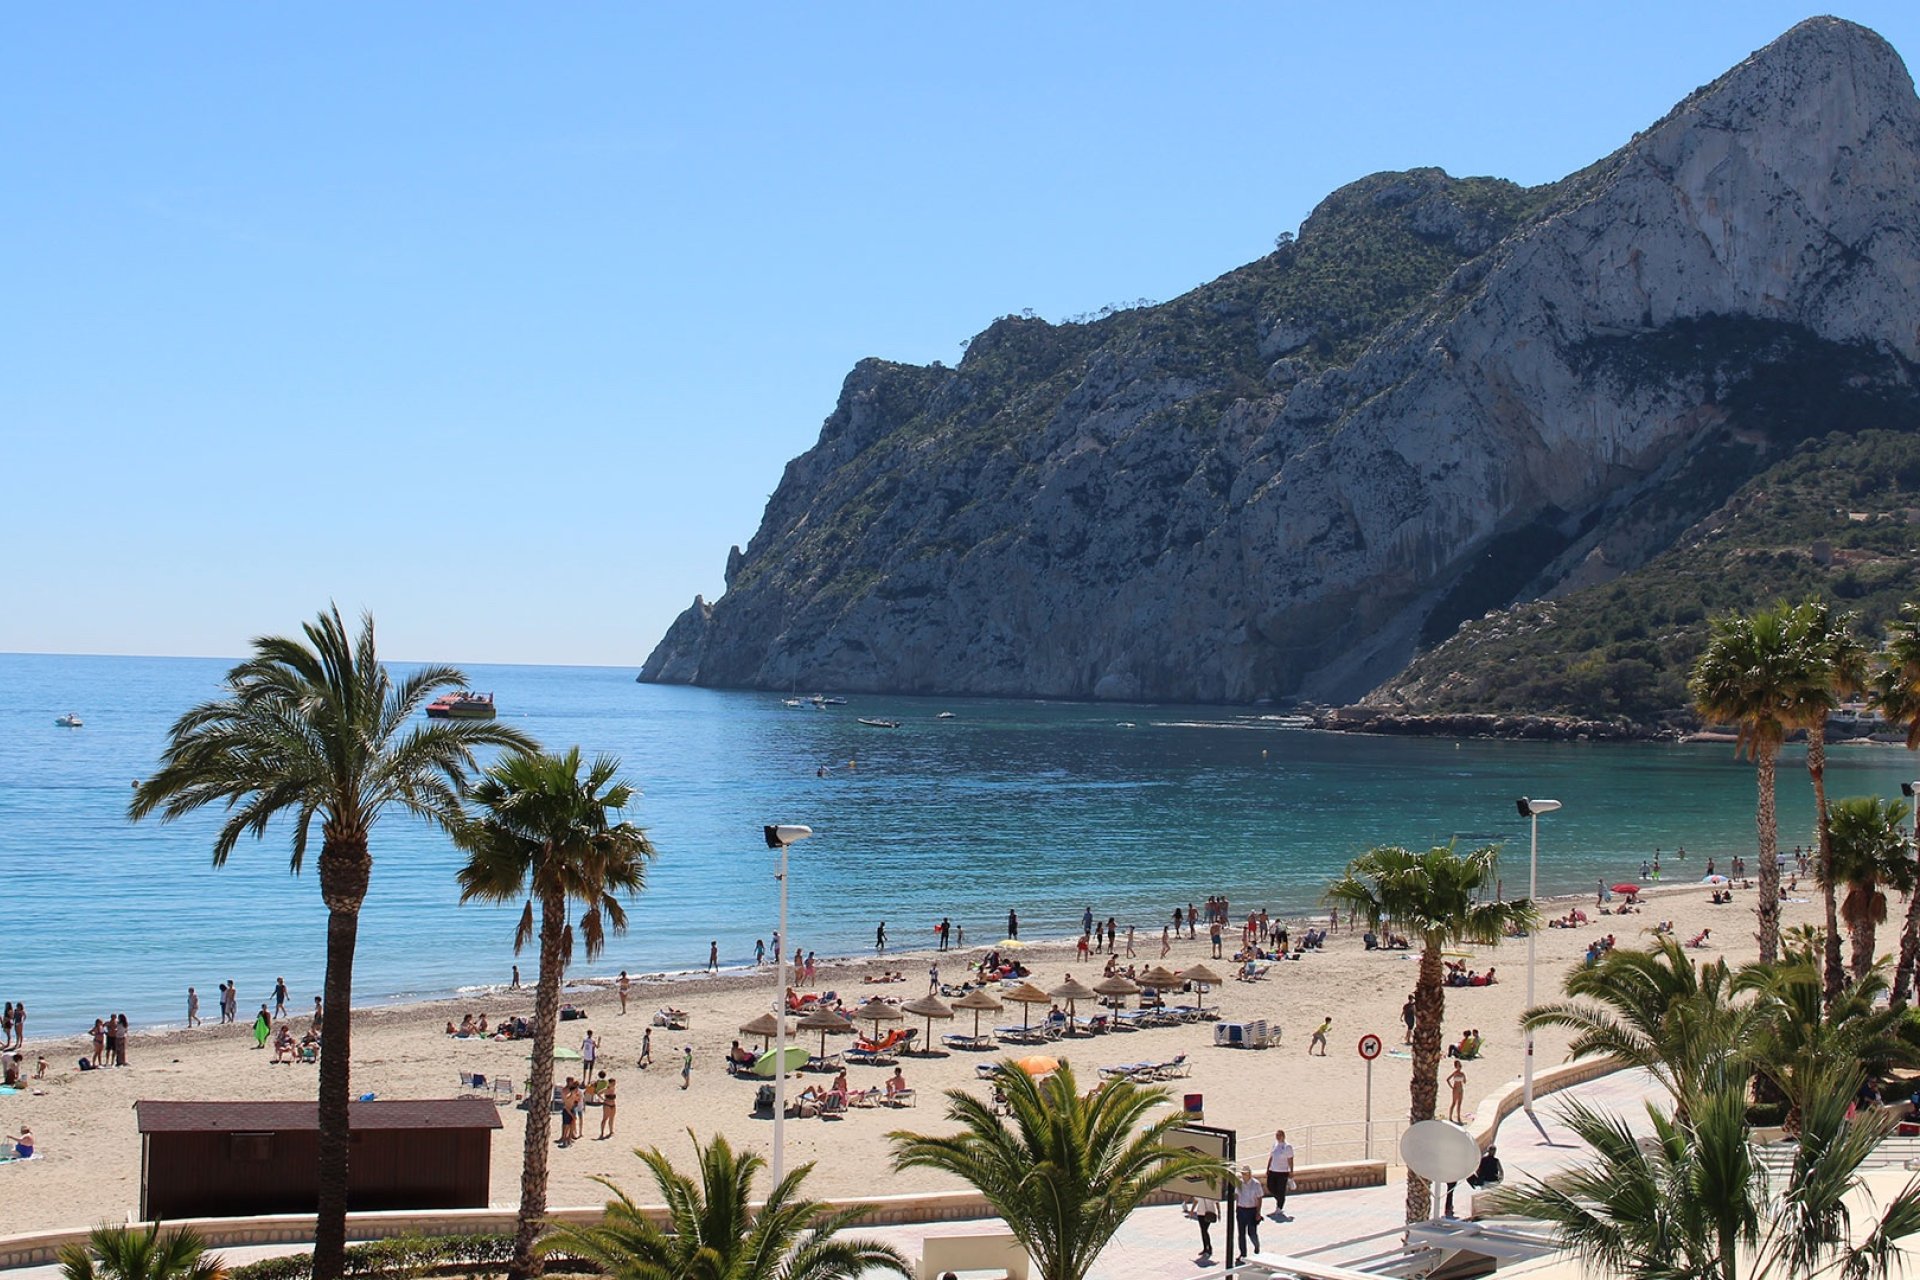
[{"xmin": 1309, "ymin": 1016, "xmax": 1331, "ymax": 1055}]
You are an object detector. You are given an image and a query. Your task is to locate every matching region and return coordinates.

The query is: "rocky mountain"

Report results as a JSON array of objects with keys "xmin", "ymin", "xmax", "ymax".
[{"xmin": 643, "ymin": 18, "xmax": 1920, "ymax": 705}]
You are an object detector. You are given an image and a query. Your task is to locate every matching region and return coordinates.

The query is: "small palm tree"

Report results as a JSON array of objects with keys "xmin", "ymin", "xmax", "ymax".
[
  {"xmin": 59, "ymin": 1224, "xmax": 225, "ymax": 1280},
  {"xmin": 1735, "ymin": 955, "xmax": 1920, "ymax": 1131},
  {"xmin": 1820, "ymin": 796, "xmax": 1914, "ymax": 980},
  {"xmin": 1325, "ymin": 844, "xmax": 1536, "ymax": 1221},
  {"xmin": 1789, "ymin": 603, "xmax": 1870, "ymax": 1002},
  {"xmin": 1691, "ymin": 603, "xmax": 1817, "ymax": 964},
  {"xmin": 1873, "ymin": 603, "xmax": 1920, "ymax": 1006},
  {"xmin": 889, "ymin": 1062, "xmax": 1227, "ymax": 1280},
  {"xmin": 1490, "ymin": 1068, "xmax": 1920, "ymax": 1280},
  {"xmin": 541, "ymin": 1132, "xmax": 908, "ymax": 1280},
  {"xmin": 1522, "ymin": 937, "xmax": 1748, "ymax": 1108},
  {"xmin": 128, "ymin": 607, "xmax": 534, "ymax": 1280},
  {"xmin": 457, "ymin": 747, "xmax": 656, "ymax": 1280}
]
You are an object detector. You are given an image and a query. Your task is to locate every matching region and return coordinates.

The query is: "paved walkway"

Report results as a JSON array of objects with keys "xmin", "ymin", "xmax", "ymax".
[{"xmin": 6, "ymin": 1069, "xmax": 1666, "ymax": 1280}]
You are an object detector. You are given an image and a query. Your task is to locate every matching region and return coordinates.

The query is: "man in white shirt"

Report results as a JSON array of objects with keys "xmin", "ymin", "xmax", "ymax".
[
  {"xmin": 1234, "ymin": 1166, "xmax": 1264, "ymax": 1260},
  {"xmin": 1267, "ymin": 1128, "xmax": 1296, "ymax": 1219}
]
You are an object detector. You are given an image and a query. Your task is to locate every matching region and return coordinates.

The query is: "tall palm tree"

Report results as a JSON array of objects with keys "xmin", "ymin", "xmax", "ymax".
[
  {"xmin": 542, "ymin": 1132, "xmax": 907, "ymax": 1280},
  {"xmin": 128, "ymin": 607, "xmax": 533, "ymax": 1280},
  {"xmin": 889, "ymin": 1062, "xmax": 1227, "ymax": 1280},
  {"xmin": 1788, "ymin": 603, "xmax": 1870, "ymax": 1002},
  {"xmin": 1820, "ymin": 796, "xmax": 1914, "ymax": 981},
  {"xmin": 1691, "ymin": 604, "xmax": 1815, "ymax": 964},
  {"xmin": 456, "ymin": 747, "xmax": 655, "ymax": 1280},
  {"xmin": 60, "ymin": 1225, "xmax": 225, "ymax": 1280},
  {"xmin": 1521, "ymin": 937, "xmax": 1747, "ymax": 1108},
  {"xmin": 1324, "ymin": 844, "xmax": 1536, "ymax": 1221},
  {"xmin": 1489, "ymin": 1068, "xmax": 1920, "ymax": 1280},
  {"xmin": 1874, "ymin": 604, "xmax": 1920, "ymax": 1006}
]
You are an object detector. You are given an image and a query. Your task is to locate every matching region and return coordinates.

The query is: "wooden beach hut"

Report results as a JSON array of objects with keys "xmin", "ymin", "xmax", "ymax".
[{"xmin": 134, "ymin": 1098, "xmax": 501, "ymax": 1220}]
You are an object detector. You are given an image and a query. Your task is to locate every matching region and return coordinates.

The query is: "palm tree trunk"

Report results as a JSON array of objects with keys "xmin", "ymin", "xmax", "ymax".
[
  {"xmin": 1808, "ymin": 727, "xmax": 1844, "ymax": 1002},
  {"xmin": 510, "ymin": 893, "xmax": 565, "ymax": 1280},
  {"xmin": 1755, "ymin": 747, "xmax": 1781, "ymax": 965},
  {"xmin": 1893, "ymin": 887, "xmax": 1920, "ymax": 1009},
  {"xmin": 1847, "ymin": 902, "xmax": 1874, "ymax": 982},
  {"xmin": 312, "ymin": 841, "xmax": 370, "ymax": 1280},
  {"xmin": 1405, "ymin": 943, "xmax": 1446, "ymax": 1223}
]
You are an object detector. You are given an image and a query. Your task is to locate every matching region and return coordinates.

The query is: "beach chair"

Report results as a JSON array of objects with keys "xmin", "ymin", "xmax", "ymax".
[
  {"xmin": 941, "ymin": 1032, "xmax": 994, "ymax": 1051},
  {"xmin": 818, "ymin": 1091, "xmax": 848, "ymax": 1117},
  {"xmin": 492, "ymin": 1076, "xmax": 516, "ymax": 1104},
  {"xmin": 1152, "ymin": 1053, "xmax": 1191, "ymax": 1079},
  {"xmin": 884, "ymin": 1086, "xmax": 916, "ymax": 1107},
  {"xmin": 1098, "ymin": 1061, "xmax": 1153, "ymax": 1081},
  {"xmin": 804, "ymin": 1051, "xmax": 843, "ymax": 1073}
]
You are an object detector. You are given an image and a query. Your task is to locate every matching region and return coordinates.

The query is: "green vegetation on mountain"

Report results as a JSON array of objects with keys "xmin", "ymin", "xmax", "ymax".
[{"xmin": 1375, "ymin": 430, "xmax": 1920, "ymax": 726}]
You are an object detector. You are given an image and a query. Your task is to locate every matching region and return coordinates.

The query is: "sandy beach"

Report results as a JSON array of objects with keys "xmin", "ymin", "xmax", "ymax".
[{"xmin": 1, "ymin": 882, "xmax": 1825, "ymax": 1233}]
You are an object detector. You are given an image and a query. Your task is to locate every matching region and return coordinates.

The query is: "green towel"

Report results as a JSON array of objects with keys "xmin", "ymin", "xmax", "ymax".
[{"xmin": 254, "ymin": 1014, "xmax": 270, "ymax": 1047}]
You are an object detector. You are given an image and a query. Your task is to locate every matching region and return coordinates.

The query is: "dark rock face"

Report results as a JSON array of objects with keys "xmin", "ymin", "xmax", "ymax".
[{"xmin": 644, "ymin": 19, "xmax": 1920, "ymax": 703}]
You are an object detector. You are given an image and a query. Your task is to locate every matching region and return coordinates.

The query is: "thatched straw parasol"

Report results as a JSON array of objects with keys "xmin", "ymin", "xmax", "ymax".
[
  {"xmin": 951, "ymin": 988, "xmax": 1003, "ymax": 1040},
  {"xmin": 796, "ymin": 1006, "xmax": 855, "ymax": 1056},
  {"xmin": 1002, "ymin": 981, "xmax": 1052, "ymax": 1029},
  {"xmin": 739, "ymin": 1010, "xmax": 784, "ymax": 1049},
  {"xmin": 1179, "ymin": 964, "xmax": 1224, "ymax": 1012},
  {"xmin": 1093, "ymin": 974, "xmax": 1140, "ymax": 1009},
  {"xmin": 1049, "ymin": 976, "xmax": 1099, "ymax": 1019},
  {"xmin": 901, "ymin": 994, "xmax": 953, "ymax": 1048},
  {"xmin": 853, "ymin": 997, "xmax": 904, "ymax": 1040}
]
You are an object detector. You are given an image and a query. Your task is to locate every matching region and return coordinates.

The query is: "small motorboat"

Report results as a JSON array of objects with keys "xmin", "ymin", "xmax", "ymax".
[
  {"xmin": 936, "ymin": 711, "xmax": 956, "ymax": 719},
  {"xmin": 426, "ymin": 692, "xmax": 496, "ymax": 720},
  {"xmin": 782, "ymin": 698, "xmax": 805, "ymax": 708},
  {"xmin": 813, "ymin": 695, "xmax": 848, "ymax": 706},
  {"xmin": 55, "ymin": 713, "xmax": 83, "ymax": 727},
  {"xmin": 856, "ymin": 717, "xmax": 901, "ymax": 729}
]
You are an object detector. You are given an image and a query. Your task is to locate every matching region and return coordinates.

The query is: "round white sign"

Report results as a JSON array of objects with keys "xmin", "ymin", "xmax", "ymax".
[{"xmin": 1357, "ymin": 1034, "xmax": 1382, "ymax": 1060}]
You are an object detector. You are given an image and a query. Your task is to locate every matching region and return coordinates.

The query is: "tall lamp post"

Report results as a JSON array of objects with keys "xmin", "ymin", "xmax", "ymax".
[
  {"xmin": 1515, "ymin": 798, "xmax": 1561, "ymax": 1121},
  {"xmin": 764, "ymin": 823, "xmax": 812, "ymax": 1186}
]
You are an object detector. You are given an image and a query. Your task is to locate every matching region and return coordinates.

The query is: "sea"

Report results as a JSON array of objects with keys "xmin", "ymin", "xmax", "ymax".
[{"xmin": 4, "ymin": 651, "xmax": 1917, "ymax": 1035}]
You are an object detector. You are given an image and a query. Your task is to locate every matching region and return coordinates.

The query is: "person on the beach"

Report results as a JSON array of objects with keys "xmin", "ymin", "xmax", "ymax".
[
  {"xmin": 1309, "ymin": 1016, "xmax": 1331, "ymax": 1056},
  {"xmin": 928, "ymin": 961, "xmax": 940, "ymax": 995},
  {"xmin": 6, "ymin": 1127, "xmax": 34, "ymax": 1159},
  {"xmin": 1266, "ymin": 1129, "xmax": 1294, "ymax": 1219},
  {"xmin": 638, "ymin": 1026, "xmax": 653, "ymax": 1069},
  {"xmin": 186, "ymin": 988, "xmax": 200, "ymax": 1028},
  {"xmin": 1188, "ymin": 903, "xmax": 1199, "ymax": 938},
  {"xmin": 598, "ymin": 1076, "xmax": 617, "ymax": 1139},
  {"xmin": 680, "ymin": 1043, "xmax": 693, "ymax": 1090},
  {"xmin": 510, "ymin": 965, "xmax": 520, "ymax": 990},
  {"xmin": 273, "ymin": 977, "xmax": 288, "ymax": 1018},
  {"xmin": 1401, "ymin": 996, "xmax": 1416, "ymax": 1044},
  {"xmin": 1597, "ymin": 880, "xmax": 1610, "ymax": 905},
  {"xmin": 1161, "ymin": 926, "xmax": 1172, "ymax": 958},
  {"xmin": 116, "ymin": 1013, "xmax": 130, "ymax": 1066},
  {"xmin": 1007, "ymin": 909, "xmax": 1018, "ymax": 940},
  {"xmin": 1447, "ymin": 1062, "xmax": 1468, "ymax": 1122},
  {"xmin": 580, "ymin": 1030, "xmax": 597, "ymax": 1077},
  {"xmin": 1185, "ymin": 1194, "xmax": 1219, "ymax": 1257},
  {"xmin": 1210, "ymin": 920, "xmax": 1223, "ymax": 958},
  {"xmin": 90, "ymin": 1019, "xmax": 105, "ymax": 1066},
  {"xmin": 617, "ymin": 971, "xmax": 630, "ymax": 1014},
  {"xmin": 805, "ymin": 951, "xmax": 817, "ymax": 982},
  {"xmin": 215, "ymin": 983, "xmax": 228, "ymax": 1024},
  {"xmin": 1173, "ymin": 906, "xmax": 1183, "ymax": 938},
  {"xmin": 876, "ymin": 921, "xmax": 888, "ymax": 954},
  {"xmin": 311, "ymin": 996, "xmax": 324, "ymax": 1036},
  {"xmin": 1234, "ymin": 1166, "xmax": 1263, "ymax": 1260},
  {"xmin": 1082, "ymin": 906, "xmax": 1094, "ymax": 937},
  {"xmin": 224, "ymin": 981, "xmax": 237, "ymax": 1024},
  {"xmin": 1125, "ymin": 924, "xmax": 1136, "ymax": 957},
  {"xmin": 755, "ymin": 939, "xmax": 766, "ymax": 967}
]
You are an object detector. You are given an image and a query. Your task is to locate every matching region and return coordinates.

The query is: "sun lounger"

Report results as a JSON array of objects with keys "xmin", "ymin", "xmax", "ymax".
[
  {"xmin": 941, "ymin": 1032, "xmax": 995, "ymax": 1051},
  {"xmin": 804, "ymin": 1052, "xmax": 843, "ymax": 1072},
  {"xmin": 1151, "ymin": 1053, "xmax": 1191, "ymax": 1079},
  {"xmin": 996, "ymin": 1024, "xmax": 1051, "ymax": 1045},
  {"xmin": 884, "ymin": 1086, "xmax": 916, "ymax": 1107},
  {"xmin": 1098, "ymin": 1062, "xmax": 1154, "ymax": 1081}
]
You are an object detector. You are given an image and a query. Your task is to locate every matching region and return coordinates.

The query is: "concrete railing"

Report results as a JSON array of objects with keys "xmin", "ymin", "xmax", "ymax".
[
  {"xmin": 1467, "ymin": 1055, "xmax": 1626, "ymax": 1152},
  {"xmin": 0, "ymin": 1157, "xmax": 1389, "ymax": 1269}
]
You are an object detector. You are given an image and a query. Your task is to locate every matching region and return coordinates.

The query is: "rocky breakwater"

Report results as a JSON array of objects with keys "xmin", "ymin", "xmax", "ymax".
[
  {"xmin": 645, "ymin": 18, "xmax": 1920, "ymax": 705},
  {"xmin": 1319, "ymin": 707, "xmax": 1664, "ymax": 742}
]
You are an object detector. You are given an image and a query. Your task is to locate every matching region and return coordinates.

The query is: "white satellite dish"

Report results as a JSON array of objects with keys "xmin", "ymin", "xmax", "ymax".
[{"xmin": 1400, "ymin": 1119, "xmax": 1480, "ymax": 1183}]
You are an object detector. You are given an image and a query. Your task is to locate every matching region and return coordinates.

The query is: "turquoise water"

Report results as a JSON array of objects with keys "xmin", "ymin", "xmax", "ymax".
[{"xmin": 4, "ymin": 651, "xmax": 1917, "ymax": 1033}]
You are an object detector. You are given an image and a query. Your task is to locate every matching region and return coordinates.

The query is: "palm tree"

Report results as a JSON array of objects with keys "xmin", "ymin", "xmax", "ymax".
[
  {"xmin": 1489, "ymin": 1067, "xmax": 1920, "ymax": 1280},
  {"xmin": 1734, "ymin": 955, "xmax": 1920, "ymax": 1131},
  {"xmin": 1874, "ymin": 604, "xmax": 1920, "ymax": 1006},
  {"xmin": 59, "ymin": 1225, "xmax": 225, "ymax": 1280},
  {"xmin": 1788, "ymin": 603, "xmax": 1870, "ymax": 1002},
  {"xmin": 128, "ymin": 607, "xmax": 533, "ymax": 1280},
  {"xmin": 889, "ymin": 1062, "xmax": 1227, "ymax": 1280},
  {"xmin": 1521, "ymin": 937, "xmax": 1747, "ymax": 1108},
  {"xmin": 543, "ymin": 1131, "xmax": 907, "ymax": 1280},
  {"xmin": 456, "ymin": 747, "xmax": 655, "ymax": 1280},
  {"xmin": 1324, "ymin": 844, "xmax": 1536, "ymax": 1221},
  {"xmin": 1820, "ymin": 796, "xmax": 1914, "ymax": 981},
  {"xmin": 1691, "ymin": 604, "xmax": 1815, "ymax": 964}
]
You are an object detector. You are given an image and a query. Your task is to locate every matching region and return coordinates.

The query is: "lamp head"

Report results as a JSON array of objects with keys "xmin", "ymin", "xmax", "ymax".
[
  {"xmin": 765, "ymin": 824, "xmax": 814, "ymax": 849},
  {"xmin": 1517, "ymin": 798, "xmax": 1563, "ymax": 818},
  {"xmin": 1903, "ymin": 782, "xmax": 1919, "ymax": 798}
]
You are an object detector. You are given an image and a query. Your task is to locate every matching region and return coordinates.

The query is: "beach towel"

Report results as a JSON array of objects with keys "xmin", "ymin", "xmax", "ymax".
[{"xmin": 253, "ymin": 1014, "xmax": 271, "ymax": 1047}]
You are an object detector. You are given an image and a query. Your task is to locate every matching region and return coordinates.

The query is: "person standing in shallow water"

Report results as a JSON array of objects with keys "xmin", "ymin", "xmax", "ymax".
[
  {"xmin": 708, "ymin": 940, "xmax": 719, "ymax": 972},
  {"xmin": 1007, "ymin": 909, "xmax": 1018, "ymax": 940},
  {"xmin": 875, "ymin": 921, "xmax": 887, "ymax": 953}
]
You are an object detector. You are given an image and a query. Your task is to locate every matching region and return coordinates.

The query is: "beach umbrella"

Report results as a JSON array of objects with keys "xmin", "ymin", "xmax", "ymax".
[
  {"xmin": 751, "ymin": 1045, "xmax": 809, "ymax": 1078},
  {"xmin": 796, "ymin": 1006, "xmax": 855, "ymax": 1056},
  {"xmin": 739, "ymin": 1011, "xmax": 783, "ymax": 1049},
  {"xmin": 1093, "ymin": 974, "xmax": 1140, "ymax": 1009},
  {"xmin": 1179, "ymin": 964, "xmax": 1224, "ymax": 1012},
  {"xmin": 902, "ymin": 994, "xmax": 953, "ymax": 1047},
  {"xmin": 1704, "ymin": 874, "xmax": 1729, "ymax": 885},
  {"xmin": 1139, "ymin": 965, "xmax": 1183, "ymax": 990},
  {"xmin": 1612, "ymin": 883, "xmax": 1642, "ymax": 895},
  {"xmin": 1049, "ymin": 976, "xmax": 1099, "ymax": 1019},
  {"xmin": 1003, "ymin": 981, "xmax": 1052, "ymax": 1029},
  {"xmin": 1013, "ymin": 1054, "xmax": 1059, "ymax": 1077},
  {"xmin": 997, "ymin": 938, "xmax": 1028, "ymax": 949},
  {"xmin": 951, "ymin": 988, "xmax": 1003, "ymax": 1039},
  {"xmin": 854, "ymin": 997, "xmax": 904, "ymax": 1041}
]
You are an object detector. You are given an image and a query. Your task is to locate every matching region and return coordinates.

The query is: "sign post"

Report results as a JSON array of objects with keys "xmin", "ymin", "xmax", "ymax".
[
  {"xmin": 1167, "ymin": 1123, "xmax": 1235, "ymax": 1274},
  {"xmin": 1357, "ymin": 1033, "xmax": 1382, "ymax": 1159}
]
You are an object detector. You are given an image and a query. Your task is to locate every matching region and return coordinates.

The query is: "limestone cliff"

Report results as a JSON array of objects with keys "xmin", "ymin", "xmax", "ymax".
[{"xmin": 643, "ymin": 18, "xmax": 1920, "ymax": 703}]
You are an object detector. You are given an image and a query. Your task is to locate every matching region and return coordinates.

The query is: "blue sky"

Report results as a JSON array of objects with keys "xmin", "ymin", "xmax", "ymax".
[{"xmin": 6, "ymin": 5, "xmax": 1917, "ymax": 666}]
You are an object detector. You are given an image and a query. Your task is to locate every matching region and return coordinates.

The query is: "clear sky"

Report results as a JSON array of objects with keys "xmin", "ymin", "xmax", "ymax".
[{"xmin": 6, "ymin": 5, "xmax": 1917, "ymax": 666}]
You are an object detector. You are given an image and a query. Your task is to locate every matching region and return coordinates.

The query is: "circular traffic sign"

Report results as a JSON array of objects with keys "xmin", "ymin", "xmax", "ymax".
[{"xmin": 1357, "ymin": 1033, "xmax": 1382, "ymax": 1061}]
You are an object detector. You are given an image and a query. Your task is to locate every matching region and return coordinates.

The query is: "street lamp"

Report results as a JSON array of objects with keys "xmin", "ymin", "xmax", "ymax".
[
  {"xmin": 1515, "ymin": 798, "xmax": 1562, "ymax": 1119},
  {"xmin": 764, "ymin": 823, "xmax": 812, "ymax": 1187}
]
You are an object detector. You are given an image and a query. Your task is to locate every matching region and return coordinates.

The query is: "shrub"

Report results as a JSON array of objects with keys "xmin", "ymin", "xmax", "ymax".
[{"xmin": 227, "ymin": 1234, "xmax": 526, "ymax": 1280}]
